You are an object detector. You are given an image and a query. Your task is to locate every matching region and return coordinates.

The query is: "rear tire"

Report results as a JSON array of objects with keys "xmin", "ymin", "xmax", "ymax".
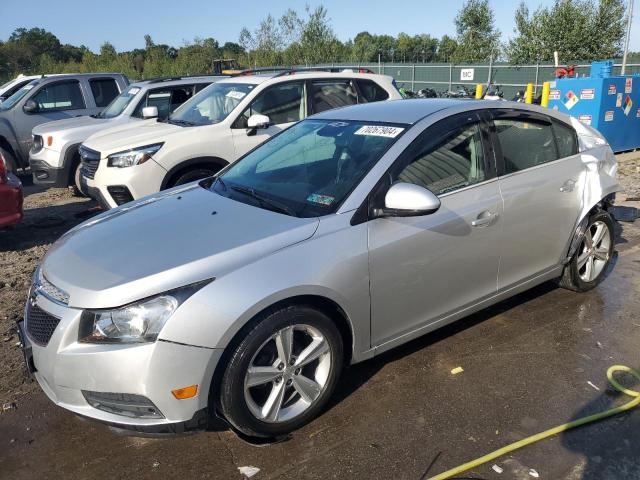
[
  {"xmin": 219, "ymin": 305, "xmax": 343, "ymax": 438},
  {"xmin": 558, "ymin": 211, "xmax": 614, "ymax": 292}
]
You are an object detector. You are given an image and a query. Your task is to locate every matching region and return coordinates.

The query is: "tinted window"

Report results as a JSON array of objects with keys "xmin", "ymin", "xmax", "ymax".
[
  {"xmin": 552, "ymin": 121, "xmax": 578, "ymax": 158},
  {"xmin": 194, "ymin": 83, "xmax": 210, "ymax": 93},
  {"xmin": 494, "ymin": 119, "xmax": 558, "ymax": 174},
  {"xmin": 32, "ymin": 81, "xmax": 85, "ymax": 111},
  {"xmin": 236, "ymin": 82, "xmax": 304, "ymax": 127},
  {"xmin": 311, "ymin": 80, "xmax": 357, "ymax": 113},
  {"xmin": 89, "ymin": 78, "xmax": 120, "ymax": 107},
  {"xmin": 357, "ymin": 80, "xmax": 389, "ymax": 102},
  {"xmin": 396, "ymin": 123, "xmax": 486, "ymax": 194}
]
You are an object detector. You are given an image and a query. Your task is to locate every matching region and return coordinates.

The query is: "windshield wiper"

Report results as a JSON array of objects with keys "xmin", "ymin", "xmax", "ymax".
[
  {"xmin": 168, "ymin": 118, "xmax": 196, "ymax": 126},
  {"xmin": 230, "ymin": 185, "xmax": 297, "ymax": 217}
]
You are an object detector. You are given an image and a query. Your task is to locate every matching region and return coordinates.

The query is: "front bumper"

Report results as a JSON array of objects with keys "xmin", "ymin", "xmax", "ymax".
[
  {"xmin": 83, "ymin": 159, "xmax": 166, "ymax": 209},
  {"xmin": 20, "ymin": 293, "xmax": 223, "ymax": 431},
  {"xmin": 29, "ymin": 148, "xmax": 70, "ymax": 188}
]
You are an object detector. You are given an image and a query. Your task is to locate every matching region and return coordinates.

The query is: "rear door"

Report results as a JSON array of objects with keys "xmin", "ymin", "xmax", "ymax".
[
  {"xmin": 368, "ymin": 111, "xmax": 503, "ymax": 346},
  {"xmin": 231, "ymin": 80, "xmax": 306, "ymax": 156},
  {"xmin": 489, "ymin": 109, "xmax": 584, "ymax": 290}
]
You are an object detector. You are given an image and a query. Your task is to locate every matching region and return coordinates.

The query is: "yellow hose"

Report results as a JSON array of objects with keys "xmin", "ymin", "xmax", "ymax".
[{"xmin": 428, "ymin": 366, "xmax": 640, "ymax": 480}]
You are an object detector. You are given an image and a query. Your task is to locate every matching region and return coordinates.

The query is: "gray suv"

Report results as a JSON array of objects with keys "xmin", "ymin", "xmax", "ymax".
[{"xmin": 0, "ymin": 73, "xmax": 129, "ymax": 171}]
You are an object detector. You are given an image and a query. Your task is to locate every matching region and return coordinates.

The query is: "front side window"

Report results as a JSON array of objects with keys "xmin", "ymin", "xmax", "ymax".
[
  {"xmin": 32, "ymin": 81, "xmax": 85, "ymax": 111},
  {"xmin": 134, "ymin": 86, "xmax": 194, "ymax": 119},
  {"xmin": 169, "ymin": 82, "xmax": 256, "ymax": 126},
  {"xmin": 311, "ymin": 80, "xmax": 357, "ymax": 113},
  {"xmin": 234, "ymin": 81, "xmax": 305, "ymax": 128},
  {"xmin": 495, "ymin": 118, "xmax": 558, "ymax": 174},
  {"xmin": 395, "ymin": 123, "xmax": 486, "ymax": 195},
  {"xmin": 212, "ymin": 120, "xmax": 405, "ymax": 217},
  {"xmin": 89, "ymin": 78, "xmax": 120, "ymax": 107}
]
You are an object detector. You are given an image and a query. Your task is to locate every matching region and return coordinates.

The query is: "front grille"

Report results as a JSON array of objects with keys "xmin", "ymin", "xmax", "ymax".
[
  {"xmin": 26, "ymin": 302, "xmax": 61, "ymax": 346},
  {"xmin": 107, "ymin": 185, "xmax": 134, "ymax": 206},
  {"xmin": 79, "ymin": 145, "xmax": 101, "ymax": 179}
]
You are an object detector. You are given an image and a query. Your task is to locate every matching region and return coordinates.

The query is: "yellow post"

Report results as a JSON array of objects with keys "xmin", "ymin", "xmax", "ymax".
[
  {"xmin": 541, "ymin": 82, "xmax": 551, "ymax": 108},
  {"xmin": 525, "ymin": 83, "xmax": 534, "ymax": 104},
  {"xmin": 475, "ymin": 84, "xmax": 483, "ymax": 99}
]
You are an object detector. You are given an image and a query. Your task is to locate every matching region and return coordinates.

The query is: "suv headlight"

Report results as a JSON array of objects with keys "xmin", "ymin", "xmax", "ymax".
[
  {"xmin": 78, "ymin": 280, "xmax": 212, "ymax": 343},
  {"xmin": 107, "ymin": 143, "xmax": 163, "ymax": 168}
]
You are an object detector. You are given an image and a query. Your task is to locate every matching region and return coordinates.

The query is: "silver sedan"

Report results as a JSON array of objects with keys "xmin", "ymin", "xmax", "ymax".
[{"xmin": 20, "ymin": 99, "xmax": 620, "ymax": 438}]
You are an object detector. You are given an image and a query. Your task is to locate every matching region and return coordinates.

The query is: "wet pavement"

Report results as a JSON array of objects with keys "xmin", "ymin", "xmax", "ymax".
[{"xmin": 2, "ymin": 218, "xmax": 640, "ymax": 480}]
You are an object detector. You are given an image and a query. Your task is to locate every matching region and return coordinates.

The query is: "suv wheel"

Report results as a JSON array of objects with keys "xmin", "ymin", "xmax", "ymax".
[
  {"xmin": 559, "ymin": 211, "xmax": 614, "ymax": 292},
  {"xmin": 219, "ymin": 305, "xmax": 343, "ymax": 438},
  {"xmin": 171, "ymin": 167, "xmax": 218, "ymax": 187},
  {"xmin": 72, "ymin": 161, "xmax": 87, "ymax": 197}
]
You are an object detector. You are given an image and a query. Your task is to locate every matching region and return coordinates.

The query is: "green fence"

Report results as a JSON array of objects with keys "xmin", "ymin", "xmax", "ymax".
[{"xmin": 306, "ymin": 61, "xmax": 640, "ymax": 99}]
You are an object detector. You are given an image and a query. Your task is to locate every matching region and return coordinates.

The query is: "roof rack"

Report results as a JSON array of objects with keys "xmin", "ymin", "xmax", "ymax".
[
  {"xmin": 233, "ymin": 67, "xmax": 375, "ymax": 77},
  {"xmin": 146, "ymin": 74, "xmax": 224, "ymax": 84}
]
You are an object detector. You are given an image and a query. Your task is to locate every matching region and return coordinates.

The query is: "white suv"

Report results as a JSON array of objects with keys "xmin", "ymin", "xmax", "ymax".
[
  {"xmin": 79, "ymin": 69, "xmax": 402, "ymax": 208},
  {"xmin": 29, "ymin": 76, "xmax": 222, "ymax": 193}
]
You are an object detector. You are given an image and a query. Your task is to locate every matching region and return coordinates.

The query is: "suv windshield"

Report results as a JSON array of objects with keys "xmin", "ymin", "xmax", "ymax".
[
  {"xmin": 0, "ymin": 81, "xmax": 37, "ymax": 110},
  {"xmin": 169, "ymin": 82, "xmax": 256, "ymax": 126},
  {"xmin": 211, "ymin": 119, "xmax": 406, "ymax": 218},
  {"xmin": 98, "ymin": 84, "xmax": 141, "ymax": 118}
]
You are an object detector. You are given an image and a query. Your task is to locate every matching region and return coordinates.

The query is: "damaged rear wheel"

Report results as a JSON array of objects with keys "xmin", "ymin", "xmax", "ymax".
[{"xmin": 559, "ymin": 211, "xmax": 614, "ymax": 292}]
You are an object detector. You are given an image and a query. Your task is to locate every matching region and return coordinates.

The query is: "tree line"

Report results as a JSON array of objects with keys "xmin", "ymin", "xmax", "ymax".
[{"xmin": 0, "ymin": 0, "xmax": 637, "ymax": 81}]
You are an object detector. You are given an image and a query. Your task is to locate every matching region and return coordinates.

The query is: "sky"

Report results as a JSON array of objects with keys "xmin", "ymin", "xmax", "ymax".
[{"xmin": 1, "ymin": 0, "xmax": 638, "ymax": 52}]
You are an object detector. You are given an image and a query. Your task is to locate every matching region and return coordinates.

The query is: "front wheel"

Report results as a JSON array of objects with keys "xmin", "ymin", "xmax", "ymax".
[
  {"xmin": 219, "ymin": 306, "xmax": 343, "ymax": 438},
  {"xmin": 559, "ymin": 211, "xmax": 614, "ymax": 292}
]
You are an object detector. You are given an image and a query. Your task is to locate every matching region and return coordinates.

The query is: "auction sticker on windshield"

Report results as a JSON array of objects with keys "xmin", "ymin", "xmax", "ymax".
[
  {"xmin": 306, "ymin": 193, "xmax": 335, "ymax": 206},
  {"xmin": 226, "ymin": 91, "xmax": 246, "ymax": 100},
  {"xmin": 128, "ymin": 87, "xmax": 140, "ymax": 95},
  {"xmin": 354, "ymin": 125, "xmax": 404, "ymax": 138}
]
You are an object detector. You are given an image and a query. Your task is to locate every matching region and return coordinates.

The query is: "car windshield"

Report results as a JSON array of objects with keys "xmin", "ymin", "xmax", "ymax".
[
  {"xmin": 97, "ymin": 84, "xmax": 141, "ymax": 118},
  {"xmin": 211, "ymin": 119, "xmax": 406, "ymax": 218},
  {"xmin": 0, "ymin": 81, "xmax": 37, "ymax": 110},
  {"xmin": 168, "ymin": 82, "xmax": 256, "ymax": 126}
]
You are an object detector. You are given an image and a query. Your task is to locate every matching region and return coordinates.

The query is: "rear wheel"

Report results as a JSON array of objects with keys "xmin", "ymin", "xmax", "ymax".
[
  {"xmin": 219, "ymin": 305, "xmax": 343, "ymax": 438},
  {"xmin": 559, "ymin": 211, "xmax": 614, "ymax": 292}
]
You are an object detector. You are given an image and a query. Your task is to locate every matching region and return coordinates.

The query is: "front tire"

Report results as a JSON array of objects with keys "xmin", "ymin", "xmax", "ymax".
[
  {"xmin": 219, "ymin": 305, "xmax": 343, "ymax": 438},
  {"xmin": 559, "ymin": 211, "xmax": 614, "ymax": 292},
  {"xmin": 171, "ymin": 167, "xmax": 218, "ymax": 187},
  {"xmin": 72, "ymin": 160, "xmax": 86, "ymax": 197}
]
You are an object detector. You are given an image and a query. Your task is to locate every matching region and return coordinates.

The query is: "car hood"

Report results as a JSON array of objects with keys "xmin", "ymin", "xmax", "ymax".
[
  {"xmin": 33, "ymin": 116, "xmax": 110, "ymax": 136},
  {"xmin": 83, "ymin": 121, "xmax": 182, "ymax": 156},
  {"xmin": 42, "ymin": 185, "xmax": 319, "ymax": 308}
]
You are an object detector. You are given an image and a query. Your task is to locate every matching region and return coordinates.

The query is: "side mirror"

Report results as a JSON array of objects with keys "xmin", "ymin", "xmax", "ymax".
[
  {"xmin": 247, "ymin": 114, "xmax": 270, "ymax": 130},
  {"xmin": 375, "ymin": 182, "xmax": 441, "ymax": 218},
  {"xmin": 23, "ymin": 99, "xmax": 38, "ymax": 113},
  {"xmin": 142, "ymin": 106, "xmax": 158, "ymax": 119}
]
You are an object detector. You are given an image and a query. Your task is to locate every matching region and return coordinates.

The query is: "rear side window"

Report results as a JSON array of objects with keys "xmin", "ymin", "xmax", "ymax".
[
  {"xmin": 311, "ymin": 80, "xmax": 357, "ymax": 113},
  {"xmin": 357, "ymin": 80, "xmax": 389, "ymax": 102},
  {"xmin": 32, "ymin": 81, "xmax": 85, "ymax": 111},
  {"xmin": 90, "ymin": 78, "xmax": 120, "ymax": 107},
  {"xmin": 552, "ymin": 121, "xmax": 578, "ymax": 158},
  {"xmin": 494, "ymin": 119, "xmax": 558, "ymax": 174}
]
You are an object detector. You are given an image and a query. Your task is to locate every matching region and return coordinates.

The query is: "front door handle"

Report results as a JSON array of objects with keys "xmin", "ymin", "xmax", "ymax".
[
  {"xmin": 471, "ymin": 211, "xmax": 497, "ymax": 227},
  {"xmin": 560, "ymin": 179, "xmax": 576, "ymax": 193}
]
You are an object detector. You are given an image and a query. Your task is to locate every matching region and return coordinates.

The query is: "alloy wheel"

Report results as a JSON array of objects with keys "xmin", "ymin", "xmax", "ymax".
[
  {"xmin": 244, "ymin": 324, "xmax": 332, "ymax": 423},
  {"xmin": 577, "ymin": 220, "xmax": 611, "ymax": 282}
]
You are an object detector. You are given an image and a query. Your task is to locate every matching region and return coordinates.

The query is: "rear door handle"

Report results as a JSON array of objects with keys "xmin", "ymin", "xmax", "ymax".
[
  {"xmin": 471, "ymin": 211, "xmax": 497, "ymax": 227},
  {"xmin": 560, "ymin": 179, "xmax": 576, "ymax": 193}
]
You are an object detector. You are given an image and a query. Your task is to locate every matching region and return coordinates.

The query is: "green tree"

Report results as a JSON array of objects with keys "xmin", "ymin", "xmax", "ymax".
[
  {"xmin": 452, "ymin": 0, "xmax": 500, "ymax": 63},
  {"xmin": 437, "ymin": 35, "xmax": 458, "ymax": 62},
  {"xmin": 506, "ymin": 0, "xmax": 627, "ymax": 64}
]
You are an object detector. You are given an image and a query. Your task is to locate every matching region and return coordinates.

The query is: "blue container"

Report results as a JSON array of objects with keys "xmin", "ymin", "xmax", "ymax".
[
  {"xmin": 590, "ymin": 60, "xmax": 613, "ymax": 78},
  {"xmin": 548, "ymin": 69, "xmax": 640, "ymax": 152}
]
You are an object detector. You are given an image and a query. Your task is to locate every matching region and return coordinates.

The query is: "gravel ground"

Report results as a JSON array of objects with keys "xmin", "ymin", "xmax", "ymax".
[
  {"xmin": 0, "ymin": 185, "xmax": 98, "ymax": 405},
  {"xmin": 0, "ymin": 151, "xmax": 638, "ymax": 407}
]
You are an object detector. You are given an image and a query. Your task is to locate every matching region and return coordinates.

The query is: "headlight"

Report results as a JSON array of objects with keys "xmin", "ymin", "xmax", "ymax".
[
  {"xmin": 78, "ymin": 280, "xmax": 212, "ymax": 343},
  {"xmin": 31, "ymin": 135, "xmax": 44, "ymax": 153},
  {"xmin": 107, "ymin": 143, "xmax": 163, "ymax": 168}
]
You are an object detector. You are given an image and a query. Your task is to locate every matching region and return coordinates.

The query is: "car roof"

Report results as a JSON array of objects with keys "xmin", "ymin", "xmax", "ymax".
[{"xmin": 217, "ymin": 70, "xmax": 392, "ymax": 86}]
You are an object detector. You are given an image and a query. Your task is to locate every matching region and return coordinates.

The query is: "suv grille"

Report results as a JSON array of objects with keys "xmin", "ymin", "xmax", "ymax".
[
  {"xmin": 26, "ymin": 302, "xmax": 61, "ymax": 346},
  {"xmin": 79, "ymin": 145, "xmax": 101, "ymax": 179}
]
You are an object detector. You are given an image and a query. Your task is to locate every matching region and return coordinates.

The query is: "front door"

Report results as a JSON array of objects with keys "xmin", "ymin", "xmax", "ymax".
[
  {"xmin": 231, "ymin": 81, "xmax": 306, "ymax": 157},
  {"xmin": 368, "ymin": 112, "xmax": 503, "ymax": 346},
  {"xmin": 489, "ymin": 110, "xmax": 585, "ymax": 290}
]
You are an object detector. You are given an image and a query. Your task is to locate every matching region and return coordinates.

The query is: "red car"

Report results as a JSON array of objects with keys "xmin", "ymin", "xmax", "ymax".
[{"xmin": 0, "ymin": 152, "xmax": 23, "ymax": 227}]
